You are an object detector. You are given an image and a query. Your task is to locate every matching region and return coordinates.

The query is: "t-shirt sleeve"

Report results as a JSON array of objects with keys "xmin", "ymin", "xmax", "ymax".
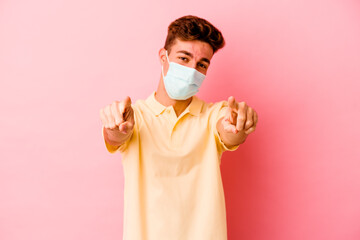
[{"xmin": 211, "ymin": 101, "xmax": 241, "ymax": 153}]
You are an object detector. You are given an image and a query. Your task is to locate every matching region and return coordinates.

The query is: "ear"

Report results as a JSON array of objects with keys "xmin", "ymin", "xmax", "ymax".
[{"xmin": 158, "ymin": 48, "xmax": 167, "ymax": 65}]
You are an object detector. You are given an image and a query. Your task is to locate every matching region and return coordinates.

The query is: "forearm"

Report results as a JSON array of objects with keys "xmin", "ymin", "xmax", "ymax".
[
  {"xmin": 103, "ymin": 126, "xmax": 133, "ymax": 147},
  {"xmin": 216, "ymin": 117, "xmax": 248, "ymax": 148}
]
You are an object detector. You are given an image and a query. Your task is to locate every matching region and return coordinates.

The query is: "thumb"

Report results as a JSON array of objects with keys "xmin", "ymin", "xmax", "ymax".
[
  {"xmin": 119, "ymin": 121, "xmax": 134, "ymax": 134},
  {"xmin": 222, "ymin": 116, "xmax": 238, "ymax": 134}
]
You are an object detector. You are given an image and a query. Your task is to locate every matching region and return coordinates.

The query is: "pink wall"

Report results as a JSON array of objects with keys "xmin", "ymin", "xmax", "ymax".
[{"xmin": 1, "ymin": 0, "xmax": 359, "ymax": 239}]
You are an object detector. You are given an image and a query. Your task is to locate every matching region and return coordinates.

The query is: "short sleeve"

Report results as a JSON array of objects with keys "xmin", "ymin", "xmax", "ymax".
[{"xmin": 211, "ymin": 101, "xmax": 241, "ymax": 153}]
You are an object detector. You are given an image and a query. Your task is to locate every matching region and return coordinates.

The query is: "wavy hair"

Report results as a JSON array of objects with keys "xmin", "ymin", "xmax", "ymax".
[{"xmin": 164, "ymin": 15, "xmax": 225, "ymax": 54}]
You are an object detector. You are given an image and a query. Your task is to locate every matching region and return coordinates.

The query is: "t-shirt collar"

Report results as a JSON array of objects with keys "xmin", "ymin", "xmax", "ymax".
[{"xmin": 145, "ymin": 91, "xmax": 203, "ymax": 117}]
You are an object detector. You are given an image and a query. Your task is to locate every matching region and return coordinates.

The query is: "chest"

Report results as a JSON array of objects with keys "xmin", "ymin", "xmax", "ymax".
[
  {"xmin": 138, "ymin": 110, "xmax": 210, "ymax": 152},
  {"xmin": 137, "ymin": 110, "xmax": 215, "ymax": 177}
]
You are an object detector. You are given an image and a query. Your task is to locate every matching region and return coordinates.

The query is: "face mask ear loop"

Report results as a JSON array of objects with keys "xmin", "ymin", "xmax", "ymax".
[{"xmin": 162, "ymin": 50, "xmax": 170, "ymax": 79}]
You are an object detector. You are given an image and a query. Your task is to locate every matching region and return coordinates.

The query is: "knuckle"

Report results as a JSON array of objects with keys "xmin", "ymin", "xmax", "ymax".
[
  {"xmin": 111, "ymin": 100, "xmax": 119, "ymax": 106},
  {"xmin": 238, "ymin": 115, "xmax": 246, "ymax": 121},
  {"xmin": 239, "ymin": 103, "xmax": 247, "ymax": 109},
  {"xmin": 246, "ymin": 123, "xmax": 253, "ymax": 129},
  {"xmin": 114, "ymin": 101, "xmax": 121, "ymax": 109},
  {"xmin": 106, "ymin": 106, "xmax": 113, "ymax": 117},
  {"xmin": 107, "ymin": 113, "xmax": 114, "ymax": 123},
  {"xmin": 119, "ymin": 101, "xmax": 125, "ymax": 110},
  {"xmin": 112, "ymin": 102, "xmax": 119, "ymax": 112},
  {"xmin": 247, "ymin": 119, "xmax": 253, "ymax": 125}
]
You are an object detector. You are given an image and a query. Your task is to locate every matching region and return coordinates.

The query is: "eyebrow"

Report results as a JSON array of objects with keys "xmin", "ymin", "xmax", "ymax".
[{"xmin": 176, "ymin": 50, "xmax": 211, "ymax": 64}]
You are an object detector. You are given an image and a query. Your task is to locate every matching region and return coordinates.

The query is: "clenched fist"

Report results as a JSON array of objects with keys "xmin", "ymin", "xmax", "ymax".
[{"xmin": 100, "ymin": 96, "xmax": 135, "ymax": 146}]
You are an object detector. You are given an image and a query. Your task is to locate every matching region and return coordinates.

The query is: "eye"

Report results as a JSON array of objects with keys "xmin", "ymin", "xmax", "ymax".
[
  {"xmin": 178, "ymin": 57, "xmax": 189, "ymax": 62},
  {"xmin": 198, "ymin": 63, "xmax": 208, "ymax": 69}
]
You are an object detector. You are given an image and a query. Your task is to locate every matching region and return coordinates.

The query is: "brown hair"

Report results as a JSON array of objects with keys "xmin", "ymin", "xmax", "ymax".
[{"xmin": 164, "ymin": 15, "xmax": 225, "ymax": 54}]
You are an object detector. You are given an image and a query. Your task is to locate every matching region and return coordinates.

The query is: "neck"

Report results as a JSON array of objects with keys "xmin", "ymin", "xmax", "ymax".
[{"xmin": 155, "ymin": 76, "xmax": 192, "ymax": 117}]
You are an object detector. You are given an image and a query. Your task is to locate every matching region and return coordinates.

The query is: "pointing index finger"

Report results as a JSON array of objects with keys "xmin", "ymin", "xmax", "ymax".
[
  {"xmin": 123, "ymin": 96, "xmax": 132, "ymax": 108},
  {"xmin": 227, "ymin": 96, "xmax": 237, "ymax": 111}
]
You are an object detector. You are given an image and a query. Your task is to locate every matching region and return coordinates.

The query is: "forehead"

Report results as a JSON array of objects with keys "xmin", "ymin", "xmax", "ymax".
[{"xmin": 170, "ymin": 39, "xmax": 214, "ymax": 60}]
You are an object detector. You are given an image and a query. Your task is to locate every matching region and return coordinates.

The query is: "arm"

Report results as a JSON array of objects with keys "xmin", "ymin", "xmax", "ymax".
[{"xmin": 216, "ymin": 96, "xmax": 258, "ymax": 148}]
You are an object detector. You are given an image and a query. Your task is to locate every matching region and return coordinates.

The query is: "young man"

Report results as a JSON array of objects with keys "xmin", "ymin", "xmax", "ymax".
[{"xmin": 100, "ymin": 15, "xmax": 258, "ymax": 240}]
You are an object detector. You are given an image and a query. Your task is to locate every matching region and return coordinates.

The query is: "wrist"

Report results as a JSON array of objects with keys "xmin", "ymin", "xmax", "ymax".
[{"xmin": 103, "ymin": 126, "xmax": 133, "ymax": 147}]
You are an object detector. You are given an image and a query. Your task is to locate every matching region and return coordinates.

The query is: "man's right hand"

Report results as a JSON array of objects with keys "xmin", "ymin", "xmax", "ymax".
[{"xmin": 99, "ymin": 96, "xmax": 135, "ymax": 146}]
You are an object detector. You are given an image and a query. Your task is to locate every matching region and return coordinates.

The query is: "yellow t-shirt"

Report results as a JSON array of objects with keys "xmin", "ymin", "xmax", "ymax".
[{"xmin": 102, "ymin": 92, "xmax": 240, "ymax": 240}]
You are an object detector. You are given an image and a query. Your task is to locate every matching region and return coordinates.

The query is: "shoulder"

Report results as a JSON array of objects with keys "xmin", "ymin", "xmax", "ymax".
[
  {"xmin": 130, "ymin": 98, "xmax": 150, "ymax": 113},
  {"xmin": 199, "ymin": 98, "xmax": 228, "ymax": 116},
  {"xmin": 195, "ymin": 98, "xmax": 229, "ymax": 130}
]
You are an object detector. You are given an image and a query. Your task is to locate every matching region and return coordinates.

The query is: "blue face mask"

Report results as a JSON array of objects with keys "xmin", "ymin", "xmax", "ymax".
[{"xmin": 162, "ymin": 50, "xmax": 206, "ymax": 100}]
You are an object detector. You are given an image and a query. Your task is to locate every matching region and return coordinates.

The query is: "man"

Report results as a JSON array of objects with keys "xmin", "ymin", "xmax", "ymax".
[{"xmin": 100, "ymin": 15, "xmax": 258, "ymax": 240}]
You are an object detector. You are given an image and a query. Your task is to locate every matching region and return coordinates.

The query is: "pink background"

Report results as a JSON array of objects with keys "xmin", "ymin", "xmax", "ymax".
[{"xmin": 1, "ymin": 0, "xmax": 359, "ymax": 239}]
